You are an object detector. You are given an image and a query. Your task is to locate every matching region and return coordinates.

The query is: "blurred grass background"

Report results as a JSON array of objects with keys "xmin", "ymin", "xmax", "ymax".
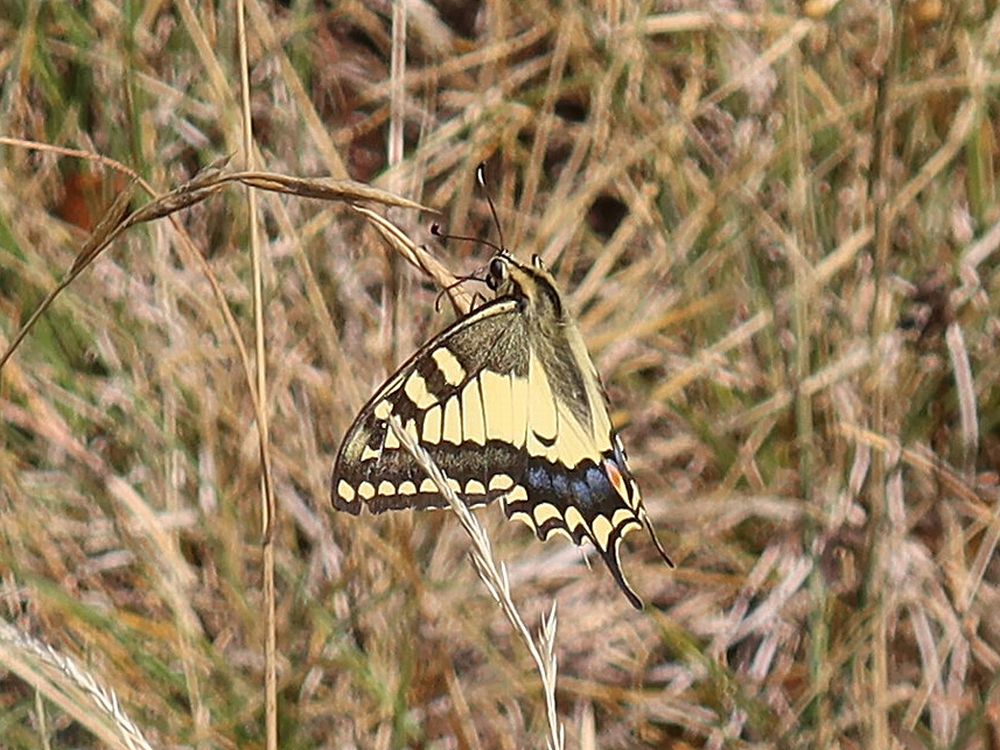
[{"xmin": 1, "ymin": 1, "xmax": 999, "ymax": 748}]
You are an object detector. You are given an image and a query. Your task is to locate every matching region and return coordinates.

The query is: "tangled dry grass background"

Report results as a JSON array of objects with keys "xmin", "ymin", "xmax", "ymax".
[{"xmin": 1, "ymin": 1, "xmax": 999, "ymax": 748}]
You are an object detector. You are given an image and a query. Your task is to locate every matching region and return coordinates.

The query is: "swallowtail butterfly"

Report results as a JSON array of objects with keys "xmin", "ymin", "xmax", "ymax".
[{"xmin": 331, "ymin": 242, "xmax": 672, "ymax": 608}]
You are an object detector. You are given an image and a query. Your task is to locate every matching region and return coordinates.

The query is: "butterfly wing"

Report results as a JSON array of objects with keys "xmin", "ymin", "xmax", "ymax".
[
  {"xmin": 332, "ymin": 298, "xmax": 531, "ymax": 514},
  {"xmin": 499, "ymin": 316, "xmax": 670, "ymax": 609},
  {"xmin": 331, "ymin": 252, "xmax": 672, "ymax": 609}
]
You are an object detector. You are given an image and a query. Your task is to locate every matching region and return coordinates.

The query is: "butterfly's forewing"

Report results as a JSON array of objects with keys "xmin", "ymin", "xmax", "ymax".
[{"xmin": 332, "ymin": 298, "xmax": 530, "ymax": 514}]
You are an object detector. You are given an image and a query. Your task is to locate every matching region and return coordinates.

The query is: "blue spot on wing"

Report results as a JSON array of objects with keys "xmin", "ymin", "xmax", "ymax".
[
  {"xmin": 526, "ymin": 464, "xmax": 551, "ymax": 492},
  {"xmin": 571, "ymin": 478, "xmax": 592, "ymax": 507},
  {"xmin": 554, "ymin": 465, "xmax": 609, "ymax": 511},
  {"xmin": 585, "ymin": 466, "xmax": 611, "ymax": 497},
  {"xmin": 551, "ymin": 472, "xmax": 570, "ymax": 498}
]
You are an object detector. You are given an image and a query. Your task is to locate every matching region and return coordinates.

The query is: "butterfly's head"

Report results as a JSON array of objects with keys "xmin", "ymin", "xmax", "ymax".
[{"xmin": 486, "ymin": 252, "xmax": 563, "ymax": 319}]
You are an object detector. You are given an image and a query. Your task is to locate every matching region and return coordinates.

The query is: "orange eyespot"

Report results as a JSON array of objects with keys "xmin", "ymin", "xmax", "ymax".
[{"xmin": 603, "ymin": 458, "xmax": 628, "ymax": 501}]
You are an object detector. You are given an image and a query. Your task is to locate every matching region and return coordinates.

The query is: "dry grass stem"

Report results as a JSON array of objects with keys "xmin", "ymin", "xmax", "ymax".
[
  {"xmin": 353, "ymin": 206, "xmax": 477, "ymax": 315},
  {"xmin": 0, "ymin": 620, "xmax": 154, "ymax": 750}
]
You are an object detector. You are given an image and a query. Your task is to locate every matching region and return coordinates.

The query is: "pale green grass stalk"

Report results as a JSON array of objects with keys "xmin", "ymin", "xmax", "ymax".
[{"xmin": 387, "ymin": 415, "xmax": 565, "ymax": 750}]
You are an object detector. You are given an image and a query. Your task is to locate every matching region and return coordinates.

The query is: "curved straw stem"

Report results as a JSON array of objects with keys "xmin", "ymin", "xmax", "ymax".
[{"xmin": 387, "ymin": 416, "xmax": 565, "ymax": 750}]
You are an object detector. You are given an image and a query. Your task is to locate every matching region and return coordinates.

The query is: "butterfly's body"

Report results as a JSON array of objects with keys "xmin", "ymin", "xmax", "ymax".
[{"xmin": 332, "ymin": 251, "xmax": 671, "ymax": 608}]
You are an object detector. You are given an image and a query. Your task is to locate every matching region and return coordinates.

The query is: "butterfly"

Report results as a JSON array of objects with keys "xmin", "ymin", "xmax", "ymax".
[{"xmin": 331, "ymin": 248, "xmax": 673, "ymax": 608}]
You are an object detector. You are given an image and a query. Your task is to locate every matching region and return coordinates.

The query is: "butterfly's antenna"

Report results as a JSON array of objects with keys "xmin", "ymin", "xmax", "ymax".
[
  {"xmin": 476, "ymin": 162, "xmax": 506, "ymax": 252},
  {"xmin": 430, "ymin": 223, "xmax": 503, "ymax": 254}
]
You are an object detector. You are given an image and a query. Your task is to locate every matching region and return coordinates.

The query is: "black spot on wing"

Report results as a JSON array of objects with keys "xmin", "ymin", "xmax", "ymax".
[
  {"xmin": 533, "ymin": 432, "xmax": 557, "ymax": 448},
  {"xmin": 416, "ymin": 354, "xmax": 452, "ymax": 401},
  {"xmin": 365, "ymin": 419, "xmax": 388, "ymax": 452}
]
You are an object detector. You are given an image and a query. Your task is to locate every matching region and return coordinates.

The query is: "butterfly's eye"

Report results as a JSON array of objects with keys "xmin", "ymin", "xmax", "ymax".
[{"xmin": 487, "ymin": 256, "xmax": 508, "ymax": 290}]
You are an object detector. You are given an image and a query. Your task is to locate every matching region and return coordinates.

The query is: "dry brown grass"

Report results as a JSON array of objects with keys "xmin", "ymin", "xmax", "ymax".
[{"xmin": 1, "ymin": 1, "xmax": 1000, "ymax": 748}]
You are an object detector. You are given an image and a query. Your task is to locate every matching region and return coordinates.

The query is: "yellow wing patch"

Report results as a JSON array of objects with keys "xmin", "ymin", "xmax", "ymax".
[{"xmin": 431, "ymin": 347, "xmax": 467, "ymax": 385}]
